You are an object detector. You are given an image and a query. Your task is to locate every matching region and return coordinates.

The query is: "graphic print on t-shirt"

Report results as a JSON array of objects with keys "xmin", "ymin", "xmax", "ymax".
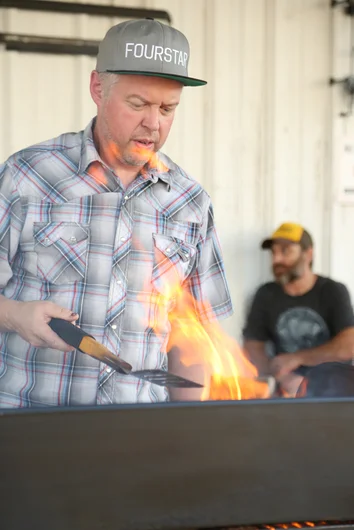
[{"xmin": 275, "ymin": 307, "xmax": 330, "ymax": 353}]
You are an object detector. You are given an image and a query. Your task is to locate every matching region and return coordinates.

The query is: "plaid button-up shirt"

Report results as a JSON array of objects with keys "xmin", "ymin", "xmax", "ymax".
[{"xmin": 0, "ymin": 119, "xmax": 233, "ymax": 408}]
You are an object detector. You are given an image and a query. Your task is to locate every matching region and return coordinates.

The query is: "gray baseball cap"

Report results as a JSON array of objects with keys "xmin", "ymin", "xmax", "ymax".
[{"xmin": 96, "ymin": 18, "xmax": 207, "ymax": 87}]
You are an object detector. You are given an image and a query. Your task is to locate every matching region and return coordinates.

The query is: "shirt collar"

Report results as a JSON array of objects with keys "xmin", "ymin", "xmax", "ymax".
[
  {"xmin": 78, "ymin": 118, "xmax": 102, "ymax": 174},
  {"xmin": 140, "ymin": 152, "xmax": 172, "ymax": 189},
  {"xmin": 79, "ymin": 118, "xmax": 172, "ymax": 190}
]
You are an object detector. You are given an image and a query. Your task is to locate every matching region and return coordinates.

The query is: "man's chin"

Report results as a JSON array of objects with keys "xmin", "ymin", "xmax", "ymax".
[
  {"xmin": 275, "ymin": 273, "xmax": 300, "ymax": 286},
  {"xmin": 275, "ymin": 275, "xmax": 289, "ymax": 286},
  {"xmin": 123, "ymin": 155, "xmax": 152, "ymax": 167}
]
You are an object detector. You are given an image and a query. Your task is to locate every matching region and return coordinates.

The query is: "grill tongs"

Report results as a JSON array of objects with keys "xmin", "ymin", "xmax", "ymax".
[{"xmin": 49, "ymin": 318, "xmax": 203, "ymax": 389}]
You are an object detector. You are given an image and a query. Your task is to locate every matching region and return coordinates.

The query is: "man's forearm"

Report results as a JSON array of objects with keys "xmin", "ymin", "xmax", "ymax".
[
  {"xmin": 296, "ymin": 328, "xmax": 354, "ymax": 366},
  {"xmin": 243, "ymin": 340, "xmax": 271, "ymax": 376}
]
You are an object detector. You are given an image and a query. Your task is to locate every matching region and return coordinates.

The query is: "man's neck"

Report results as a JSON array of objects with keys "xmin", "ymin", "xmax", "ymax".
[
  {"xmin": 113, "ymin": 164, "xmax": 142, "ymax": 189},
  {"xmin": 282, "ymin": 272, "xmax": 317, "ymax": 297}
]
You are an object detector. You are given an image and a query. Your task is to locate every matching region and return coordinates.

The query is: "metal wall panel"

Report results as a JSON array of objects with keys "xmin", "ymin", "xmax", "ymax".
[
  {"xmin": 330, "ymin": 7, "xmax": 354, "ymax": 309},
  {"xmin": 0, "ymin": 0, "xmax": 339, "ymax": 342}
]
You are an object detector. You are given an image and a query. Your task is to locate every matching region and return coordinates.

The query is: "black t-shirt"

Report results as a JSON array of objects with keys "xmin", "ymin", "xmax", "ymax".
[{"xmin": 243, "ymin": 276, "xmax": 354, "ymax": 375}]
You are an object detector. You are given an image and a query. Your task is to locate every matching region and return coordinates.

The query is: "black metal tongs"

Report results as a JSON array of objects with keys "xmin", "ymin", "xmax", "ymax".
[{"xmin": 49, "ymin": 318, "xmax": 203, "ymax": 389}]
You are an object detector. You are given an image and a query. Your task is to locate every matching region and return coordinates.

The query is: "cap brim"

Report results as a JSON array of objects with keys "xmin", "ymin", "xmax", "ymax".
[
  {"xmin": 106, "ymin": 70, "xmax": 207, "ymax": 87},
  {"xmin": 261, "ymin": 239, "xmax": 273, "ymax": 250},
  {"xmin": 261, "ymin": 237, "xmax": 299, "ymax": 250}
]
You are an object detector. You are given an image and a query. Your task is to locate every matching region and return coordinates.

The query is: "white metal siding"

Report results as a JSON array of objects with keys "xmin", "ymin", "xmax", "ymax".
[
  {"xmin": 0, "ymin": 0, "xmax": 346, "ymax": 341},
  {"xmin": 330, "ymin": 8, "xmax": 354, "ymax": 310}
]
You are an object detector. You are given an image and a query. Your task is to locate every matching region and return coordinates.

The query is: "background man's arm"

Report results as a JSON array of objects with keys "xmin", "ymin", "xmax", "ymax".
[
  {"xmin": 271, "ymin": 327, "xmax": 354, "ymax": 378},
  {"xmin": 242, "ymin": 286, "xmax": 273, "ymax": 374},
  {"xmin": 271, "ymin": 281, "xmax": 354, "ymax": 378},
  {"xmin": 243, "ymin": 339, "xmax": 271, "ymax": 375}
]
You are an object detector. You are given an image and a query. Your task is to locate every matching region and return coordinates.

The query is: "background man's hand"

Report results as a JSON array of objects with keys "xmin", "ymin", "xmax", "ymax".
[
  {"xmin": 270, "ymin": 352, "xmax": 303, "ymax": 379},
  {"xmin": 277, "ymin": 373, "xmax": 304, "ymax": 397},
  {"xmin": 5, "ymin": 300, "xmax": 78, "ymax": 351}
]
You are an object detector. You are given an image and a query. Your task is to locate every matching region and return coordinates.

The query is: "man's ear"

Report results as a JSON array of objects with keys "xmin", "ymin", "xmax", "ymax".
[
  {"xmin": 90, "ymin": 70, "xmax": 104, "ymax": 107},
  {"xmin": 306, "ymin": 247, "xmax": 314, "ymax": 267}
]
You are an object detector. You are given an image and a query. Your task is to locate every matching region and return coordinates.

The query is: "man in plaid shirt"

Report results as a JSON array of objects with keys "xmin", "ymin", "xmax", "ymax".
[{"xmin": 0, "ymin": 19, "xmax": 233, "ymax": 407}]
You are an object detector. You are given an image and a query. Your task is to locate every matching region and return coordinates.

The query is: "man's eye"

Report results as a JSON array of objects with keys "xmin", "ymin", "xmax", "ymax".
[
  {"xmin": 161, "ymin": 106, "xmax": 173, "ymax": 115},
  {"xmin": 130, "ymin": 102, "xmax": 144, "ymax": 110}
]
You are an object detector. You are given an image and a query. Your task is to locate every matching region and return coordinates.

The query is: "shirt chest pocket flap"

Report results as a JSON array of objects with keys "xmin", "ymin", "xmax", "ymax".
[
  {"xmin": 152, "ymin": 234, "xmax": 197, "ymax": 294},
  {"xmin": 33, "ymin": 222, "xmax": 89, "ymax": 284}
]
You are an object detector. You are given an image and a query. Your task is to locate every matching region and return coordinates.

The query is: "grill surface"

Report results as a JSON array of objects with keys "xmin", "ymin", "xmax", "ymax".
[{"xmin": 1, "ymin": 400, "xmax": 354, "ymax": 530}]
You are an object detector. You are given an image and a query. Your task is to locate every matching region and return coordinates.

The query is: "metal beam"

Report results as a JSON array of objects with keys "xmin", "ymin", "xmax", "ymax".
[
  {"xmin": 0, "ymin": 33, "xmax": 99, "ymax": 56},
  {"xmin": 0, "ymin": 0, "xmax": 172, "ymax": 23}
]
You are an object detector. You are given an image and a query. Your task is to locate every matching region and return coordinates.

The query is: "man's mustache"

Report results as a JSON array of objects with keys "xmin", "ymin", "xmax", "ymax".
[{"xmin": 273, "ymin": 264, "xmax": 288, "ymax": 272}]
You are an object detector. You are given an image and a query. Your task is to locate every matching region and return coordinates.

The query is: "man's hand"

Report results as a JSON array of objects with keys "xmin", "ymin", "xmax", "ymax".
[
  {"xmin": 277, "ymin": 373, "xmax": 304, "ymax": 397},
  {"xmin": 270, "ymin": 352, "xmax": 303, "ymax": 379},
  {"xmin": 4, "ymin": 300, "xmax": 78, "ymax": 351}
]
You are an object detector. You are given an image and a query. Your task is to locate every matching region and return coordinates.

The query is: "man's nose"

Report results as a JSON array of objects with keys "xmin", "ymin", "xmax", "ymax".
[
  {"xmin": 142, "ymin": 107, "xmax": 160, "ymax": 131},
  {"xmin": 272, "ymin": 253, "xmax": 283, "ymax": 265}
]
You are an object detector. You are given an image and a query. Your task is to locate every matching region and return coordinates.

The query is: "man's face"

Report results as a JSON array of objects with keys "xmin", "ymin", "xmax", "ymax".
[
  {"xmin": 93, "ymin": 73, "xmax": 183, "ymax": 167},
  {"xmin": 271, "ymin": 241, "xmax": 310, "ymax": 285}
]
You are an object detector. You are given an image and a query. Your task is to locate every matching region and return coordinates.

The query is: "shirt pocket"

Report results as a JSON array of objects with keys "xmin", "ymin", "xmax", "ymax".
[
  {"xmin": 151, "ymin": 234, "xmax": 197, "ymax": 297},
  {"xmin": 33, "ymin": 222, "xmax": 89, "ymax": 284}
]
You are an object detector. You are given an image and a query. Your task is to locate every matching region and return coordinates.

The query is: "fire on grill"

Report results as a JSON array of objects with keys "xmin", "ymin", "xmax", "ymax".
[
  {"xmin": 211, "ymin": 523, "xmax": 354, "ymax": 530},
  {"xmin": 144, "ymin": 281, "xmax": 274, "ymax": 400}
]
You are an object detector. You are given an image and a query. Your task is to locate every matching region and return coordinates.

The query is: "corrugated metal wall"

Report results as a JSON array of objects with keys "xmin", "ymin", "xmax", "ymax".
[
  {"xmin": 331, "ymin": 7, "xmax": 354, "ymax": 314},
  {"xmin": 0, "ymin": 0, "xmax": 346, "ymax": 340}
]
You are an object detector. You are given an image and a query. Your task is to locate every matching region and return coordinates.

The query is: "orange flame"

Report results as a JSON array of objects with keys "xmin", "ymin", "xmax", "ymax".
[
  {"xmin": 97, "ymin": 139, "xmax": 272, "ymax": 401},
  {"xmin": 89, "ymin": 161, "xmax": 109, "ymax": 186},
  {"xmin": 145, "ymin": 281, "xmax": 272, "ymax": 401},
  {"xmin": 88, "ymin": 141, "xmax": 168, "ymax": 187},
  {"xmin": 261, "ymin": 521, "xmax": 316, "ymax": 530},
  {"xmin": 130, "ymin": 144, "xmax": 168, "ymax": 174}
]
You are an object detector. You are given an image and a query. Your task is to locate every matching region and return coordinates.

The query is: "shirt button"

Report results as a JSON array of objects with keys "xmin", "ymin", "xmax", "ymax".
[
  {"xmin": 124, "ymin": 195, "xmax": 129, "ymax": 201},
  {"xmin": 44, "ymin": 237, "xmax": 50, "ymax": 244},
  {"xmin": 120, "ymin": 236, "xmax": 126, "ymax": 242},
  {"xmin": 166, "ymin": 248, "xmax": 171, "ymax": 254},
  {"xmin": 111, "ymin": 324, "xmax": 117, "ymax": 330},
  {"xmin": 116, "ymin": 280, "xmax": 122, "ymax": 285},
  {"xmin": 106, "ymin": 367, "xmax": 112, "ymax": 373},
  {"xmin": 70, "ymin": 236, "xmax": 77, "ymax": 243}
]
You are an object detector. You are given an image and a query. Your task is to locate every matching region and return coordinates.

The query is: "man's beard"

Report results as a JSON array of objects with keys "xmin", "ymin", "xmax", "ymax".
[
  {"xmin": 122, "ymin": 150, "xmax": 152, "ymax": 167},
  {"xmin": 273, "ymin": 256, "xmax": 305, "ymax": 286},
  {"xmin": 101, "ymin": 113, "xmax": 156, "ymax": 167}
]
